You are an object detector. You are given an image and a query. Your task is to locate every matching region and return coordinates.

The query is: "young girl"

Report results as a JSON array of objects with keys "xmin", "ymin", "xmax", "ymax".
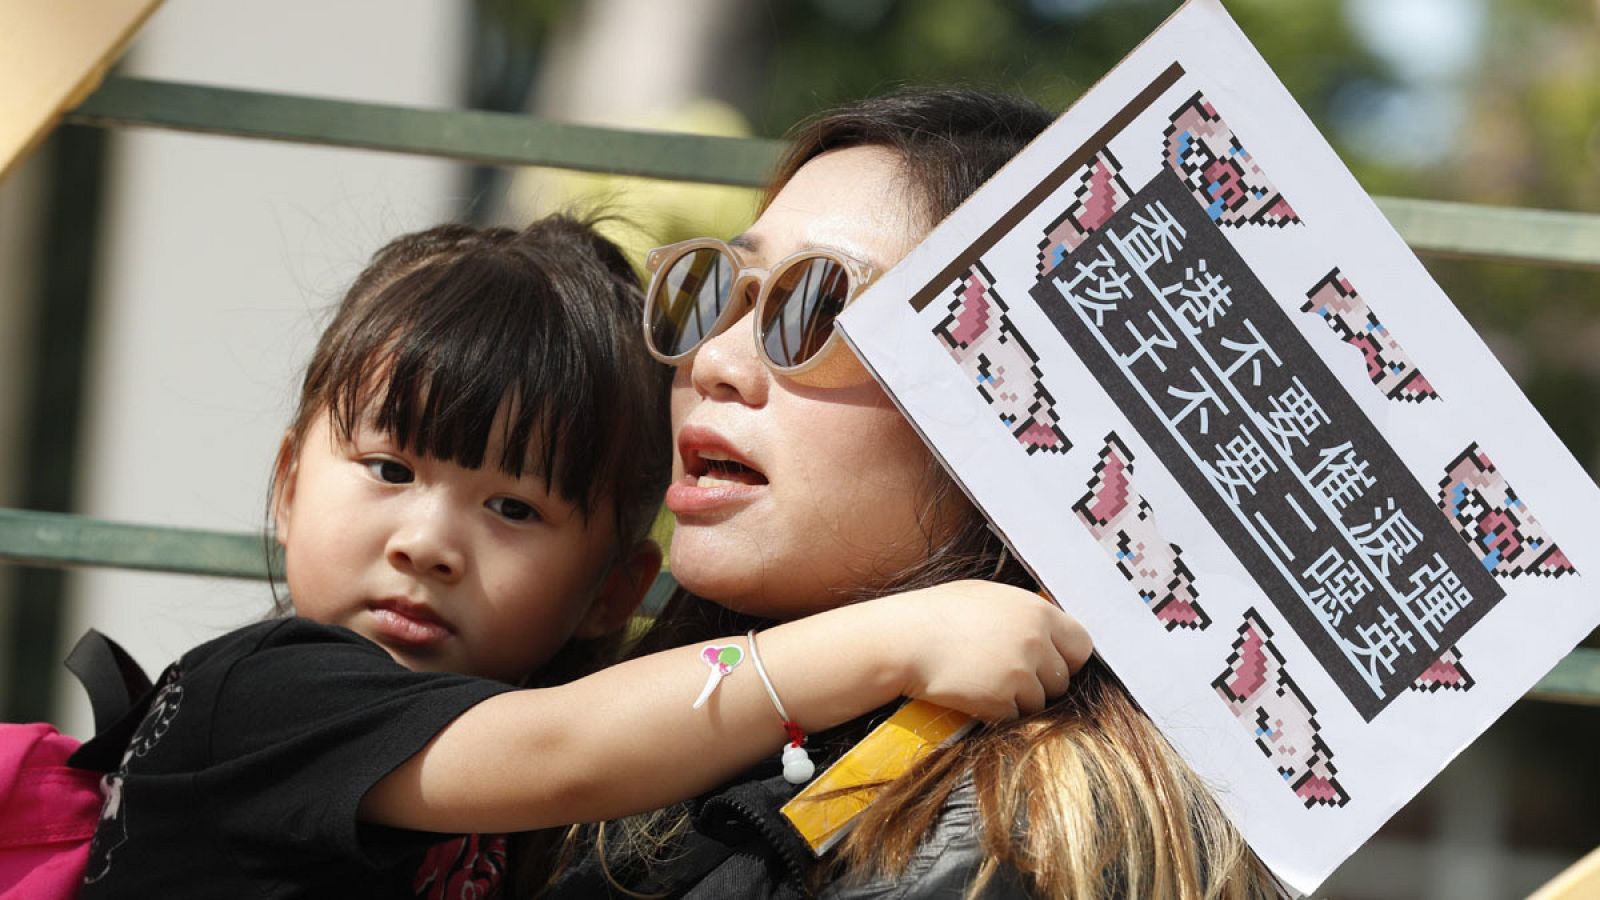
[{"xmin": 71, "ymin": 215, "xmax": 1090, "ymax": 899}]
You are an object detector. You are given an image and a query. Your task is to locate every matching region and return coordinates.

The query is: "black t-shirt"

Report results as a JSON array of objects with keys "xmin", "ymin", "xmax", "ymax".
[{"xmin": 74, "ymin": 617, "xmax": 513, "ymax": 899}]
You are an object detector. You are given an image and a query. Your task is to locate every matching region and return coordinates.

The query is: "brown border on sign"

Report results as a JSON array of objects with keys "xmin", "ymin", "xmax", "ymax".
[{"xmin": 908, "ymin": 61, "xmax": 1186, "ymax": 312}]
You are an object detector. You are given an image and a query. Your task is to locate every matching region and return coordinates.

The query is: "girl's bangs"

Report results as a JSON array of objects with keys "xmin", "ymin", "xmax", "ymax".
[{"xmin": 321, "ymin": 254, "xmax": 612, "ymax": 516}]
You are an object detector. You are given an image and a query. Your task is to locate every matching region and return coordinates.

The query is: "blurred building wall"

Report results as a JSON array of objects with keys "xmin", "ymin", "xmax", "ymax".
[{"xmin": 47, "ymin": 0, "xmax": 470, "ymax": 736}]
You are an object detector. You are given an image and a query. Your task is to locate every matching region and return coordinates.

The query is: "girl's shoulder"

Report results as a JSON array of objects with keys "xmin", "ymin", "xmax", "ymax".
[
  {"xmin": 173, "ymin": 616, "xmax": 404, "ymax": 690},
  {"xmin": 191, "ymin": 616, "xmax": 380, "ymax": 661}
]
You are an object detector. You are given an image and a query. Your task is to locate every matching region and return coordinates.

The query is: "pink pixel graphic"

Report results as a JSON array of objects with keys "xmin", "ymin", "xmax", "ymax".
[
  {"xmin": 1072, "ymin": 433, "xmax": 1209, "ymax": 630},
  {"xmin": 1037, "ymin": 149, "xmax": 1134, "ymax": 275},
  {"xmin": 1411, "ymin": 647, "xmax": 1475, "ymax": 693},
  {"xmin": 932, "ymin": 263, "xmax": 1070, "ymax": 454},
  {"xmin": 1439, "ymin": 443, "xmax": 1577, "ymax": 578},
  {"xmin": 1164, "ymin": 91, "xmax": 1300, "ymax": 228},
  {"xmin": 1302, "ymin": 269, "xmax": 1439, "ymax": 403},
  {"xmin": 1213, "ymin": 609, "xmax": 1349, "ymax": 808}
]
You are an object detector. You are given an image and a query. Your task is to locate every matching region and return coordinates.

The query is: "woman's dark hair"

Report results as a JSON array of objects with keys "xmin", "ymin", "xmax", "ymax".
[
  {"xmin": 768, "ymin": 87, "xmax": 1056, "ymax": 601},
  {"xmin": 765, "ymin": 90, "xmax": 1270, "ymax": 899},
  {"xmin": 770, "ymin": 86, "xmax": 1055, "ymax": 229},
  {"xmin": 634, "ymin": 88, "xmax": 1057, "ymax": 655},
  {"xmin": 565, "ymin": 88, "xmax": 1061, "ymax": 897},
  {"xmin": 578, "ymin": 88, "xmax": 1272, "ymax": 899},
  {"xmin": 637, "ymin": 88, "xmax": 1058, "ymax": 643},
  {"xmin": 270, "ymin": 214, "xmax": 671, "ymax": 638}
]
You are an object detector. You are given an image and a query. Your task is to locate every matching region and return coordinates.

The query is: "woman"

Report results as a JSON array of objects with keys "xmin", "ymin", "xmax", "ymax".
[{"xmin": 544, "ymin": 88, "xmax": 1275, "ymax": 899}]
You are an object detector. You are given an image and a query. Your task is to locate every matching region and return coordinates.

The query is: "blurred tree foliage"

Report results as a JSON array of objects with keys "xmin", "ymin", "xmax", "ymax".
[
  {"xmin": 1416, "ymin": 0, "xmax": 1600, "ymax": 482},
  {"xmin": 751, "ymin": 0, "xmax": 1384, "ymax": 141}
]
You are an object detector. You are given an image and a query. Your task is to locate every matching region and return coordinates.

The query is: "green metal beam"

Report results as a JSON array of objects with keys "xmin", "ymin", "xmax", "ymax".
[
  {"xmin": 0, "ymin": 508, "xmax": 276, "ymax": 581},
  {"xmin": 63, "ymin": 78, "xmax": 1600, "ymax": 271},
  {"xmin": 33, "ymin": 77, "xmax": 1600, "ymax": 705},
  {"xmin": 65, "ymin": 77, "xmax": 785, "ymax": 188},
  {"xmin": 1529, "ymin": 647, "xmax": 1600, "ymax": 706},
  {"xmin": 1375, "ymin": 196, "xmax": 1600, "ymax": 272},
  {"xmin": 2, "ymin": 506, "xmax": 1596, "ymax": 704}
]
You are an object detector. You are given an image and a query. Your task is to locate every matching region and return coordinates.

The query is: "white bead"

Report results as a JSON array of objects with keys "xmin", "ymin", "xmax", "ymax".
[{"xmin": 781, "ymin": 745, "xmax": 814, "ymax": 784}]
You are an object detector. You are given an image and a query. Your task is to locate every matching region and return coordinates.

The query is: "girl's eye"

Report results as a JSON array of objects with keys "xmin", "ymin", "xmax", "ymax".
[
  {"xmin": 487, "ymin": 496, "xmax": 540, "ymax": 523},
  {"xmin": 364, "ymin": 459, "xmax": 414, "ymax": 484}
]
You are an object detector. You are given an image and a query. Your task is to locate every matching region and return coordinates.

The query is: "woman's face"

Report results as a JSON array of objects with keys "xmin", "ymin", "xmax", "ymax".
[{"xmin": 664, "ymin": 145, "xmax": 964, "ymax": 618}]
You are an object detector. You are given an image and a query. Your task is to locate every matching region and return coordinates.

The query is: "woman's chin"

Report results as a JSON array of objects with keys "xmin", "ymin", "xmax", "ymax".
[
  {"xmin": 669, "ymin": 531, "xmax": 755, "ymax": 597},
  {"xmin": 669, "ymin": 536, "xmax": 808, "ymax": 619}
]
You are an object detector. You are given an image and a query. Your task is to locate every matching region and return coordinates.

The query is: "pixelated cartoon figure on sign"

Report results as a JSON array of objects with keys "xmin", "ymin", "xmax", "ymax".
[
  {"xmin": 1072, "ymin": 433, "xmax": 1210, "ymax": 631},
  {"xmin": 1411, "ymin": 647, "xmax": 1474, "ymax": 693},
  {"xmin": 1037, "ymin": 149, "xmax": 1135, "ymax": 275},
  {"xmin": 1214, "ymin": 610, "xmax": 1349, "ymax": 808},
  {"xmin": 932, "ymin": 262, "xmax": 1070, "ymax": 454},
  {"xmin": 1439, "ymin": 443, "xmax": 1576, "ymax": 578},
  {"xmin": 1164, "ymin": 92, "xmax": 1300, "ymax": 228},
  {"xmin": 1302, "ymin": 269, "xmax": 1439, "ymax": 403}
]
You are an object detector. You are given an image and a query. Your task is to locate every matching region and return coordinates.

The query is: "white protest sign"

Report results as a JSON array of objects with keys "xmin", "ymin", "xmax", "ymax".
[{"xmin": 837, "ymin": 1, "xmax": 1599, "ymax": 893}]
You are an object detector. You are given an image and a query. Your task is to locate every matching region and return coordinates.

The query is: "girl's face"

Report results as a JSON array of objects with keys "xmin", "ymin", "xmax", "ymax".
[
  {"xmin": 665, "ymin": 145, "xmax": 964, "ymax": 618},
  {"xmin": 275, "ymin": 409, "xmax": 648, "ymax": 682}
]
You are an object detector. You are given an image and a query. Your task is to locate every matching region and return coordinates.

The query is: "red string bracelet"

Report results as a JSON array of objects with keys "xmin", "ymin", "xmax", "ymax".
[{"xmin": 746, "ymin": 629, "xmax": 815, "ymax": 784}]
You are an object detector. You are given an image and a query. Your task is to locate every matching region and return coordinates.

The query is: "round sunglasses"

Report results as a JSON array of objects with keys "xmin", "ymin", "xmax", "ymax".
[{"xmin": 642, "ymin": 238, "xmax": 876, "ymax": 386}]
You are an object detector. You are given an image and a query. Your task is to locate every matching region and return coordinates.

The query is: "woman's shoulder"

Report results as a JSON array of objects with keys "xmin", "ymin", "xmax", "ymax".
[{"xmin": 818, "ymin": 779, "xmax": 1032, "ymax": 900}]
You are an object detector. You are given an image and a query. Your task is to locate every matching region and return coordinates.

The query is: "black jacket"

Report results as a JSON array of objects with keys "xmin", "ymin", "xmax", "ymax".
[{"xmin": 544, "ymin": 768, "xmax": 1030, "ymax": 899}]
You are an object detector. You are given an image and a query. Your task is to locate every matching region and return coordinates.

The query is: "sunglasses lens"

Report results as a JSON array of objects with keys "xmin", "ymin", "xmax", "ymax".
[
  {"xmin": 758, "ymin": 257, "xmax": 853, "ymax": 369},
  {"xmin": 649, "ymin": 247, "xmax": 735, "ymax": 358}
]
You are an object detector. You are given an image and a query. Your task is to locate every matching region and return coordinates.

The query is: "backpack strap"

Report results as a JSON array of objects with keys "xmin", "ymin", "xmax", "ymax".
[
  {"xmin": 62, "ymin": 630, "xmax": 155, "ymax": 773},
  {"xmin": 63, "ymin": 630, "xmax": 151, "ymax": 735}
]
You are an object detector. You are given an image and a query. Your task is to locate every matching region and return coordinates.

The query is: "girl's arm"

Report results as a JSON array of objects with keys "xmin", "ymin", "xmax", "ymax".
[{"xmin": 359, "ymin": 580, "xmax": 1091, "ymax": 833}]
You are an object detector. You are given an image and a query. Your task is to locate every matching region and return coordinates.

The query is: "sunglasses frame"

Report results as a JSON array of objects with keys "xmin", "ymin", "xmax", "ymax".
[{"xmin": 643, "ymin": 238, "xmax": 876, "ymax": 385}]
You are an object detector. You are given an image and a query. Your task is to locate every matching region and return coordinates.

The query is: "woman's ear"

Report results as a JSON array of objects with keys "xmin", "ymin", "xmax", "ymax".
[
  {"xmin": 270, "ymin": 434, "xmax": 299, "ymax": 547},
  {"xmin": 576, "ymin": 540, "xmax": 664, "ymax": 638}
]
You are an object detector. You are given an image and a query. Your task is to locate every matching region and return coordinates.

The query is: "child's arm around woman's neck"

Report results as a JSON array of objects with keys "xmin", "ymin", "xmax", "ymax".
[{"xmin": 358, "ymin": 579, "xmax": 1089, "ymax": 834}]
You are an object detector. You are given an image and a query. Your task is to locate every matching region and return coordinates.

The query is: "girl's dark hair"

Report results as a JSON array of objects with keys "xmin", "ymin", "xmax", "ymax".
[
  {"xmin": 271, "ymin": 215, "xmax": 671, "ymax": 639},
  {"xmin": 277, "ymin": 214, "xmax": 668, "ymax": 548},
  {"xmin": 278, "ymin": 216, "xmax": 673, "ymax": 894}
]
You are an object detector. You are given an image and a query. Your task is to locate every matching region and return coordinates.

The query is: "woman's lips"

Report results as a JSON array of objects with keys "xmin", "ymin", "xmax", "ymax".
[
  {"xmin": 368, "ymin": 600, "xmax": 452, "ymax": 648},
  {"xmin": 665, "ymin": 475, "xmax": 765, "ymax": 515},
  {"xmin": 673, "ymin": 425, "xmax": 767, "ymax": 515}
]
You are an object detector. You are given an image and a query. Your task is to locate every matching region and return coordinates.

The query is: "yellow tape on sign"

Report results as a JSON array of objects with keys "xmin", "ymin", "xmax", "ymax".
[{"xmin": 781, "ymin": 700, "xmax": 973, "ymax": 854}]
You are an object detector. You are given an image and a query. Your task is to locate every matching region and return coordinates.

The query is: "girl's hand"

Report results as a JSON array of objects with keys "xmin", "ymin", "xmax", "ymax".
[{"xmin": 869, "ymin": 580, "xmax": 1093, "ymax": 722}]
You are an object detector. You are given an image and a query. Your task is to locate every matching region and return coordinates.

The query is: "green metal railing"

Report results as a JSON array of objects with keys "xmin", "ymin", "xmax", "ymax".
[
  {"xmin": 5, "ymin": 77, "xmax": 1596, "ymax": 705},
  {"xmin": 67, "ymin": 78, "xmax": 785, "ymax": 188},
  {"xmin": 65, "ymin": 78, "xmax": 1600, "ymax": 270},
  {"xmin": 0, "ymin": 508, "xmax": 273, "ymax": 580}
]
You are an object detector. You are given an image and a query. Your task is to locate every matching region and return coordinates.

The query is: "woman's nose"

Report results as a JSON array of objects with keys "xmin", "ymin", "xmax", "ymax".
[
  {"xmin": 386, "ymin": 500, "xmax": 467, "ymax": 582},
  {"xmin": 689, "ymin": 303, "xmax": 769, "ymax": 407}
]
